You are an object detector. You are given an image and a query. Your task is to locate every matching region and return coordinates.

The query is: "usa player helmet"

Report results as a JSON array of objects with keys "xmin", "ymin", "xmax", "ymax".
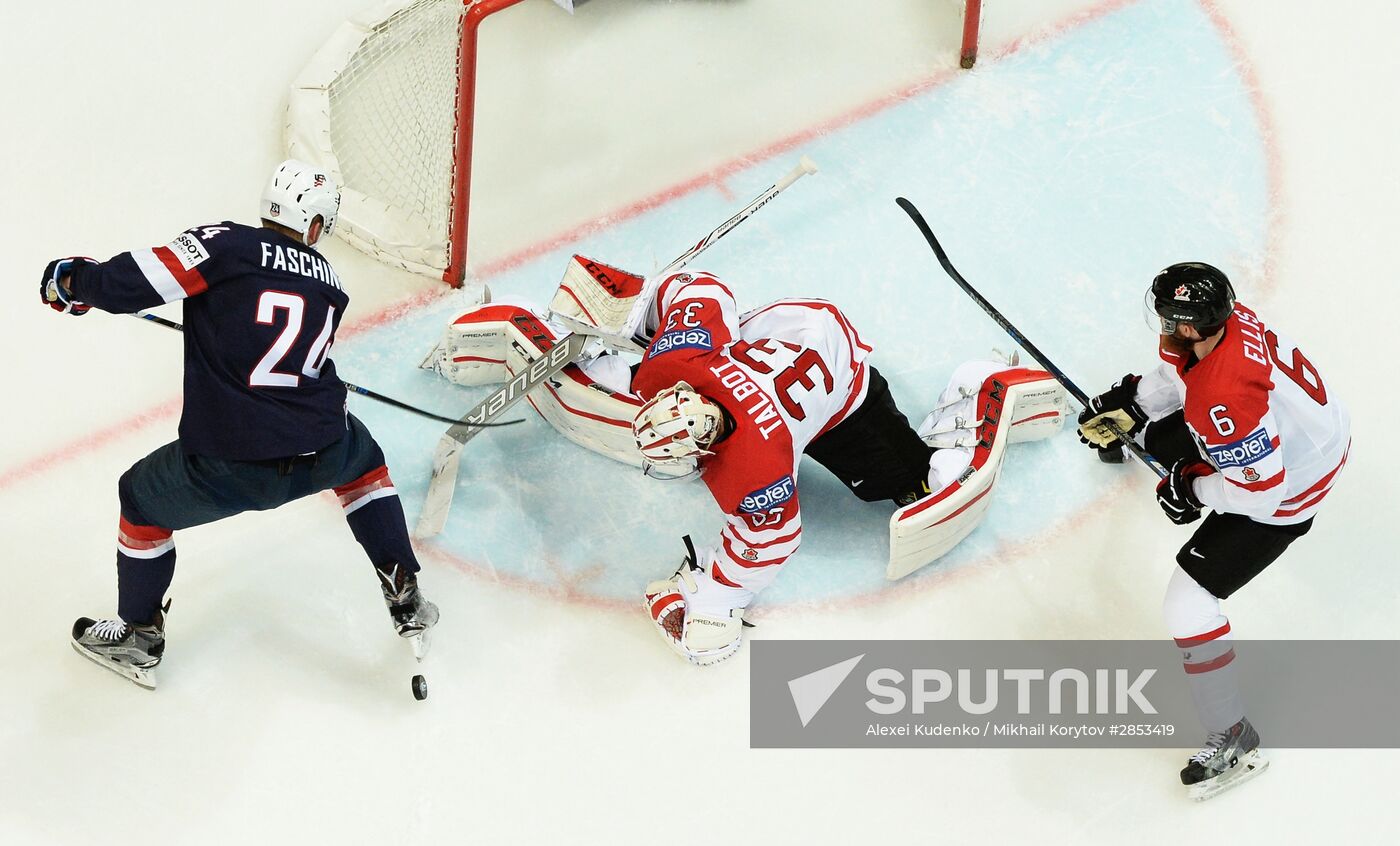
[
  {"xmin": 260, "ymin": 159, "xmax": 341, "ymax": 245},
  {"xmin": 1146, "ymin": 262, "xmax": 1236, "ymax": 335},
  {"xmin": 633, "ymin": 382, "xmax": 725, "ymax": 468}
]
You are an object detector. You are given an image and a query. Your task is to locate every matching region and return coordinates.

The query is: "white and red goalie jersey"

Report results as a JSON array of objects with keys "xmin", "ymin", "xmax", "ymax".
[
  {"xmin": 1136, "ymin": 303, "xmax": 1350, "ymax": 525},
  {"xmin": 632, "ymin": 272, "xmax": 872, "ymax": 606}
]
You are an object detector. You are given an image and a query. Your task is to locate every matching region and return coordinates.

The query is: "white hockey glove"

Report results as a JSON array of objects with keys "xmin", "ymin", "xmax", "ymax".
[{"xmin": 643, "ymin": 537, "xmax": 746, "ymax": 666}]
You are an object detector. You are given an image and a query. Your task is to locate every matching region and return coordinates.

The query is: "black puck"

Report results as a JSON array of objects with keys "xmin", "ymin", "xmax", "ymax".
[{"xmin": 412, "ymin": 674, "xmax": 428, "ymax": 701}]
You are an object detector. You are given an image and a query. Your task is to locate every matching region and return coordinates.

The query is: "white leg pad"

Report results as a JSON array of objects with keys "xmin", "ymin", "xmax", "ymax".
[
  {"xmin": 888, "ymin": 368, "xmax": 1067, "ymax": 580},
  {"xmin": 428, "ymin": 300, "xmax": 647, "ymax": 467}
]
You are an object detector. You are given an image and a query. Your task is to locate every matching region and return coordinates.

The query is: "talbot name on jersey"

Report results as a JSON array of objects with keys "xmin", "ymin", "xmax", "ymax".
[
  {"xmin": 651, "ymin": 327, "xmax": 712, "ymax": 356},
  {"xmin": 1207, "ymin": 427, "xmax": 1274, "ymax": 468},
  {"xmin": 709, "ymin": 360, "xmax": 784, "ymax": 440},
  {"xmin": 739, "ymin": 475, "xmax": 795, "ymax": 514},
  {"xmin": 259, "ymin": 242, "xmax": 344, "ymax": 291}
]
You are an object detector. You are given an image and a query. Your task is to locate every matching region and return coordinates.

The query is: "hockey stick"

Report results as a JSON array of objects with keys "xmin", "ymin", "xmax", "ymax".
[
  {"xmin": 608, "ymin": 156, "xmax": 821, "ymax": 350},
  {"xmin": 414, "ymin": 155, "xmax": 821, "ymax": 538},
  {"xmin": 658, "ymin": 156, "xmax": 818, "ymax": 279},
  {"xmin": 131, "ymin": 311, "xmax": 520, "ymax": 429},
  {"xmin": 894, "ymin": 197, "xmax": 1167, "ymax": 479},
  {"xmin": 413, "ymin": 330, "xmax": 590, "ymax": 537}
]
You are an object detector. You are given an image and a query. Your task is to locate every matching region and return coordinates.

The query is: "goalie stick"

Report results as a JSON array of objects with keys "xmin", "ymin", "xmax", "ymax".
[
  {"xmin": 414, "ymin": 154, "xmax": 821, "ymax": 538},
  {"xmin": 131, "ymin": 311, "xmax": 521, "ymax": 429},
  {"xmin": 894, "ymin": 197, "xmax": 1167, "ymax": 479}
]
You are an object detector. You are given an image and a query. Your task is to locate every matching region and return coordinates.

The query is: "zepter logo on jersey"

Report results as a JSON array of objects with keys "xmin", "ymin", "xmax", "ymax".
[
  {"xmin": 651, "ymin": 327, "xmax": 713, "ymax": 356},
  {"xmin": 1206, "ymin": 427, "xmax": 1274, "ymax": 468},
  {"xmin": 738, "ymin": 475, "xmax": 796, "ymax": 514}
]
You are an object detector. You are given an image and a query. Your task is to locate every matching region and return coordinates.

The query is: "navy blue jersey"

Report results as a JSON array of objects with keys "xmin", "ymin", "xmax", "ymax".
[{"xmin": 69, "ymin": 222, "xmax": 351, "ymax": 460}]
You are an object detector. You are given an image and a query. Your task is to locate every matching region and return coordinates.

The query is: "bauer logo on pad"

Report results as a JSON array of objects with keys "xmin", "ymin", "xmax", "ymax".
[
  {"xmin": 1206, "ymin": 428, "xmax": 1274, "ymax": 468},
  {"xmin": 739, "ymin": 475, "xmax": 795, "ymax": 514}
]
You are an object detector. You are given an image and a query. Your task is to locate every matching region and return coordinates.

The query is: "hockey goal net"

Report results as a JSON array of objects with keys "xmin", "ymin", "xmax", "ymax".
[{"xmin": 286, "ymin": 0, "xmax": 984, "ymax": 287}]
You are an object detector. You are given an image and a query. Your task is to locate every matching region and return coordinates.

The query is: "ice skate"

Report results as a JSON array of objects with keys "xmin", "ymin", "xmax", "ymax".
[
  {"xmin": 1180, "ymin": 717, "xmax": 1270, "ymax": 801},
  {"xmin": 70, "ymin": 603, "xmax": 168, "ymax": 690},
  {"xmin": 377, "ymin": 562, "xmax": 439, "ymax": 661}
]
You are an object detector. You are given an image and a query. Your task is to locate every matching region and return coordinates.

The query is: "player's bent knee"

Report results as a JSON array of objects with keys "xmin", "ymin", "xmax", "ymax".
[{"xmin": 1162, "ymin": 565, "xmax": 1224, "ymax": 640}]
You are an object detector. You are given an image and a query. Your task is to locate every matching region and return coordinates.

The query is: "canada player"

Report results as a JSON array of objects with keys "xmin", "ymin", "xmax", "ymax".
[
  {"xmin": 1078, "ymin": 262, "xmax": 1350, "ymax": 799},
  {"xmin": 426, "ymin": 257, "xmax": 1066, "ymax": 664},
  {"xmin": 630, "ymin": 272, "xmax": 1060, "ymax": 664},
  {"xmin": 42, "ymin": 160, "xmax": 437, "ymax": 689}
]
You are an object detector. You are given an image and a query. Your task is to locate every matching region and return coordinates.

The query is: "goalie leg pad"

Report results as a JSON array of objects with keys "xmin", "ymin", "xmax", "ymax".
[
  {"xmin": 535, "ymin": 355, "xmax": 646, "ymax": 468},
  {"xmin": 428, "ymin": 300, "xmax": 647, "ymax": 467},
  {"xmin": 429, "ymin": 300, "xmax": 548, "ymax": 387},
  {"xmin": 889, "ymin": 367, "xmax": 1065, "ymax": 580}
]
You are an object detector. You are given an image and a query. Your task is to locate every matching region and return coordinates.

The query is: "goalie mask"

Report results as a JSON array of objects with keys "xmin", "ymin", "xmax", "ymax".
[
  {"xmin": 260, "ymin": 159, "xmax": 341, "ymax": 246},
  {"xmin": 633, "ymin": 382, "xmax": 725, "ymax": 471}
]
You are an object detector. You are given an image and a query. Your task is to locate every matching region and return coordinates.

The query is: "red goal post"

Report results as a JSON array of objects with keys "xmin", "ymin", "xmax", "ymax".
[{"xmin": 286, "ymin": 0, "xmax": 984, "ymax": 287}]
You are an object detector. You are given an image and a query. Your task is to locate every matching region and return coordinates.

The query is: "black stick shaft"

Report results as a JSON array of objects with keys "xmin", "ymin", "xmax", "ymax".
[
  {"xmin": 131, "ymin": 312, "xmax": 518, "ymax": 429},
  {"xmin": 894, "ymin": 197, "xmax": 1165, "ymax": 480}
]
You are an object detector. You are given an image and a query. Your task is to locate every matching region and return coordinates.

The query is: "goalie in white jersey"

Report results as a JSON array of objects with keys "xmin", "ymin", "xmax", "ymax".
[
  {"xmin": 1078, "ymin": 262, "xmax": 1350, "ymax": 800},
  {"xmin": 427, "ymin": 256, "xmax": 1069, "ymax": 665}
]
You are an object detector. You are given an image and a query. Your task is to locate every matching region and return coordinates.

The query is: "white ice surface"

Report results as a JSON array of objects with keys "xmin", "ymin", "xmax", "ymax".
[{"xmin": 1, "ymin": 1, "xmax": 1397, "ymax": 843}]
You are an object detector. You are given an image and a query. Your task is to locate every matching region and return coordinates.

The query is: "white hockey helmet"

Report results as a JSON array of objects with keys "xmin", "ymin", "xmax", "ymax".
[
  {"xmin": 260, "ymin": 159, "xmax": 341, "ymax": 245},
  {"xmin": 633, "ymin": 382, "xmax": 726, "ymax": 468}
]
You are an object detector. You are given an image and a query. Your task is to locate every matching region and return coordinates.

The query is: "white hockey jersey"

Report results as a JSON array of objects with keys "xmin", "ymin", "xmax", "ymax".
[
  {"xmin": 633, "ymin": 272, "xmax": 871, "ymax": 603},
  {"xmin": 1135, "ymin": 303, "xmax": 1350, "ymax": 525}
]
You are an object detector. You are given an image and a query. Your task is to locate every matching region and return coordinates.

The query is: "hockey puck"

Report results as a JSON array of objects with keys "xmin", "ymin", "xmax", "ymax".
[{"xmin": 411, "ymin": 674, "xmax": 428, "ymax": 701}]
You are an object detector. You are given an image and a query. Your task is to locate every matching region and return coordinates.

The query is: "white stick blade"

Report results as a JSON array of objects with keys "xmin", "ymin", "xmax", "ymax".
[{"xmin": 414, "ymin": 435, "xmax": 463, "ymax": 538}]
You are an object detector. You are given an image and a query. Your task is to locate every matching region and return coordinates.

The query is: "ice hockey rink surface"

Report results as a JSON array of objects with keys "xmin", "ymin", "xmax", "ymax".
[{"xmin": 2, "ymin": 0, "xmax": 1396, "ymax": 842}]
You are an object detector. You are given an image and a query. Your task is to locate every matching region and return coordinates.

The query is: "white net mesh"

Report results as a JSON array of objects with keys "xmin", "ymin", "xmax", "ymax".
[{"xmin": 289, "ymin": 0, "xmax": 467, "ymax": 279}]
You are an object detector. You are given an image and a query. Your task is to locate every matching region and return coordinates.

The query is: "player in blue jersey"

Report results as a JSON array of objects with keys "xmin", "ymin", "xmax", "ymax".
[{"xmin": 41, "ymin": 160, "xmax": 438, "ymax": 689}]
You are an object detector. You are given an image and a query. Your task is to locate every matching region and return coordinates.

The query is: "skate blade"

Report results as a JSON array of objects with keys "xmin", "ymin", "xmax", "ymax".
[
  {"xmin": 1188, "ymin": 750, "xmax": 1269, "ymax": 801},
  {"xmin": 70, "ymin": 640, "xmax": 157, "ymax": 690},
  {"xmin": 408, "ymin": 628, "xmax": 432, "ymax": 662}
]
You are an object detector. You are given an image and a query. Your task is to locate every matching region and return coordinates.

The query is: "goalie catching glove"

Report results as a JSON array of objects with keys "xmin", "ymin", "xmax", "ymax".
[
  {"xmin": 644, "ymin": 536, "xmax": 747, "ymax": 666},
  {"xmin": 1077, "ymin": 373, "xmax": 1148, "ymax": 449}
]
